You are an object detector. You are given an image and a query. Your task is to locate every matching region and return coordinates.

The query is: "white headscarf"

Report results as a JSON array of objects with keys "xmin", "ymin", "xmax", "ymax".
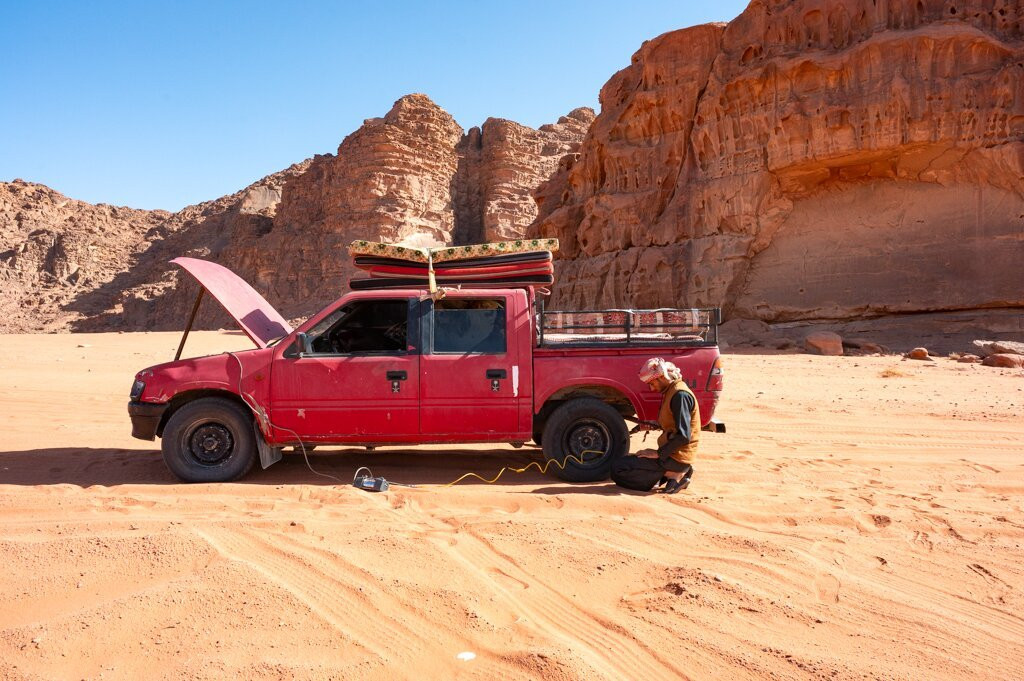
[{"xmin": 638, "ymin": 357, "xmax": 681, "ymax": 383}]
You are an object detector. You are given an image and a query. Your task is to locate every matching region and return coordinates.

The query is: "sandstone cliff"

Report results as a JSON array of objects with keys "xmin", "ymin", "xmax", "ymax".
[
  {"xmin": 530, "ymin": 0, "xmax": 1024, "ymax": 324},
  {"xmin": 1, "ymin": 95, "xmax": 592, "ymax": 332},
  {"xmin": 108, "ymin": 95, "xmax": 591, "ymax": 330},
  {"xmin": 455, "ymin": 108, "xmax": 596, "ymax": 244}
]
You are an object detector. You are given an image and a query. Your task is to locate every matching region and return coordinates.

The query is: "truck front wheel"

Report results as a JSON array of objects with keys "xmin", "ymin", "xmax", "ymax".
[
  {"xmin": 161, "ymin": 397, "xmax": 257, "ymax": 483},
  {"xmin": 541, "ymin": 398, "xmax": 628, "ymax": 482}
]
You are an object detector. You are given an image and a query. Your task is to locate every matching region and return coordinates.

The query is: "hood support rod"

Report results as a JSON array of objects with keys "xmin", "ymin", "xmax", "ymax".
[{"xmin": 175, "ymin": 288, "xmax": 205, "ymax": 361}]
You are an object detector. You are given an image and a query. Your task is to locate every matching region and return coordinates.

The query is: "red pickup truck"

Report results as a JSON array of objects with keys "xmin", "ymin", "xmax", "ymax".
[{"xmin": 128, "ymin": 258, "xmax": 724, "ymax": 483}]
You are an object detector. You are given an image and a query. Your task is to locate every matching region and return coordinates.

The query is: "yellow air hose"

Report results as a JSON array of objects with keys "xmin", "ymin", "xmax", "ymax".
[{"xmin": 440, "ymin": 450, "xmax": 604, "ymax": 487}]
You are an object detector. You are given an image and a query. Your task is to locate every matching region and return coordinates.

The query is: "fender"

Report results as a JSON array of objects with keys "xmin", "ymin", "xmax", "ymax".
[{"xmin": 535, "ymin": 376, "xmax": 644, "ymax": 417}]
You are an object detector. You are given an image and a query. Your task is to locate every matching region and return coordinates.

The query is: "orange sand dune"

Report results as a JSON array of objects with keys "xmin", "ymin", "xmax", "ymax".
[{"xmin": 1, "ymin": 332, "xmax": 1022, "ymax": 680}]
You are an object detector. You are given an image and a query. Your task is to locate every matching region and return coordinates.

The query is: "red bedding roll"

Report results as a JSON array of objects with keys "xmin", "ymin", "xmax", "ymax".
[{"xmin": 368, "ymin": 262, "xmax": 553, "ymax": 280}]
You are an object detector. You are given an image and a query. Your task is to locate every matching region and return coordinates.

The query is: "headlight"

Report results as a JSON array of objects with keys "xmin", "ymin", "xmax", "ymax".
[{"xmin": 130, "ymin": 379, "xmax": 146, "ymax": 400}]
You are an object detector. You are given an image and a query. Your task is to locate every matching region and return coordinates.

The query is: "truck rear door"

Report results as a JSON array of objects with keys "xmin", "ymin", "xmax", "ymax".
[{"xmin": 419, "ymin": 292, "xmax": 524, "ymax": 438}]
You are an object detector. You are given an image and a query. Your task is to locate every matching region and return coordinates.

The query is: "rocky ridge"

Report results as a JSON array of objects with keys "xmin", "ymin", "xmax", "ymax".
[
  {"xmin": 1, "ymin": 96, "xmax": 593, "ymax": 332},
  {"xmin": 0, "ymin": 180, "xmax": 171, "ymax": 332},
  {"xmin": 529, "ymin": 0, "xmax": 1024, "ymax": 328}
]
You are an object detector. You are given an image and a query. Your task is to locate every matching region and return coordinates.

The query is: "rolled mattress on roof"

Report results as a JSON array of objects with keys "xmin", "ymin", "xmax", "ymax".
[{"xmin": 348, "ymin": 239, "xmax": 558, "ymax": 290}]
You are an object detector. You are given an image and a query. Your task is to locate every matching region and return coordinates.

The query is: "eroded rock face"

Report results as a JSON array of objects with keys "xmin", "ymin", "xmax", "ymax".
[
  {"xmin": 454, "ymin": 109, "xmax": 596, "ymax": 244},
  {"xmin": 530, "ymin": 0, "xmax": 1024, "ymax": 322},
  {"xmin": 226, "ymin": 94, "xmax": 467, "ymax": 322},
  {"xmin": 0, "ymin": 180, "xmax": 170, "ymax": 332},
  {"xmin": 4, "ymin": 94, "xmax": 592, "ymax": 332},
  {"xmin": 74, "ymin": 162, "xmax": 313, "ymax": 331},
  {"xmin": 223, "ymin": 96, "xmax": 591, "ymax": 324}
]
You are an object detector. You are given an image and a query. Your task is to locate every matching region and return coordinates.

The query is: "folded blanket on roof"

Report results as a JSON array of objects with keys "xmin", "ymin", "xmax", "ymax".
[{"xmin": 348, "ymin": 238, "xmax": 559, "ymax": 264}]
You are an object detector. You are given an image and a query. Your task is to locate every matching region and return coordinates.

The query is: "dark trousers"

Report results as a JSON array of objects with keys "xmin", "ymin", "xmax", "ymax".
[{"xmin": 611, "ymin": 455, "xmax": 667, "ymax": 492}]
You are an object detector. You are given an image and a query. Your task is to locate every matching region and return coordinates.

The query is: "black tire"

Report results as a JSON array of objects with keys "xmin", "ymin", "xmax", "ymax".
[
  {"xmin": 541, "ymin": 398, "xmax": 628, "ymax": 482},
  {"xmin": 532, "ymin": 409, "xmax": 550, "ymax": 446},
  {"xmin": 161, "ymin": 397, "xmax": 257, "ymax": 483}
]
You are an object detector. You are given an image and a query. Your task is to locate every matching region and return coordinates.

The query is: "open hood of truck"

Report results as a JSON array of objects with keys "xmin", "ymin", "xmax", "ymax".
[{"xmin": 172, "ymin": 257, "xmax": 292, "ymax": 348}]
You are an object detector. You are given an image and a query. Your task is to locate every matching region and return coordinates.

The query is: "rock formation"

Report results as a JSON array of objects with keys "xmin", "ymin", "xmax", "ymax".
[
  {"xmin": 530, "ymin": 0, "xmax": 1024, "ymax": 325},
  {"xmin": 455, "ymin": 109, "xmax": 595, "ymax": 244},
  {"xmin": 0, "ymin": 95, "xmax": 592, "ymax": 332},
  {"xmin": 0, "ymin": 180, "xmax": 170, "ymax": 332},
  {"xmin": 8, "ymin": 0, "xmax": 1023, "ymax": 340}
]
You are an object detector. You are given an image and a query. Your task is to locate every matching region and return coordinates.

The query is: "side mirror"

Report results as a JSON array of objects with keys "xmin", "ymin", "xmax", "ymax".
[{"xmin": 296, "ymin": 332, "xmax": 313, "ymax": 357}]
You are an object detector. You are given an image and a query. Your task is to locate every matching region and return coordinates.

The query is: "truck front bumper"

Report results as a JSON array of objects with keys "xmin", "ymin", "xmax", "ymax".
[{"xmin": 128, "ymin": 401, "xmax": 167, "ymax": 441}]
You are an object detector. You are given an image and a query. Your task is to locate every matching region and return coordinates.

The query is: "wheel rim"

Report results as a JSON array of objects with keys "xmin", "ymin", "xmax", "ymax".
[
  {"xmin": 563, "ymin": 418, "xmax": 611, "ymax": 467},
  {"xmin": 187, "ymin": 422, "xmax": 235, "ymax": 466}
]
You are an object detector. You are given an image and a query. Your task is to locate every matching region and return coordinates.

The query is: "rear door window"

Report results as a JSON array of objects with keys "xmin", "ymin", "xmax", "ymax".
[{"xmin": 432, "ymin": 299, "xmax": 506, "ymax": 354}]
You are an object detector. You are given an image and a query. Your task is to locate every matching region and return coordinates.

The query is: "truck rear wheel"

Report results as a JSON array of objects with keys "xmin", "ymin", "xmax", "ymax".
[
  {"xmin": 541, "ymin": 398, "xmax": 628, "ymax": 482},
  {"xmin": 161, "ymin": 397, "xmax": 257, "ymax": 483}
]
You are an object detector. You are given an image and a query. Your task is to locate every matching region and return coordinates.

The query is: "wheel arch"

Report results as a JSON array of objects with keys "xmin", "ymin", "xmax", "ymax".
[
  {"xmin": 156, "ymin": 389, "xmax": 253, "ymax": 437},
  {"xmin": 535, "ymin": 381, "xmax": 640, "ymax": 425}
]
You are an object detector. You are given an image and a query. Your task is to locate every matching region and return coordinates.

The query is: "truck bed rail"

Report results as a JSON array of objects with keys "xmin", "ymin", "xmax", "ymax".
[{"xmin": 537, "ymin": 303, "xmax": 720, "ymax": 347}]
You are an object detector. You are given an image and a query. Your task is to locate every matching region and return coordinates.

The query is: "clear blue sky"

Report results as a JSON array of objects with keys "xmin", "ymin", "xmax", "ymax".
[{"xmin": 1, "ymin": 1, "xmax": 749, "ymax": 211}]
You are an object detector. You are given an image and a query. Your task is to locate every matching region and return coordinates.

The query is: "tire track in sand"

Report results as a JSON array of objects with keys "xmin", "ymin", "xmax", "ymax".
[
  {"xmin": 381, "ymin": 491, "xmax": 688, "ymax": 680},
  {"xmin": 193, "ymin": 524, "xmax": 467, "ymax": 676},
  {"xmin": 428, "ymin": 521, "xmax": 688, "ymax": 681}
]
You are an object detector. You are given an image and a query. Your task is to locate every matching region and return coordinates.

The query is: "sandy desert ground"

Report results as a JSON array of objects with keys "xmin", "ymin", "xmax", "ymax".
[{"xmin": 0, "ymin": 331, "xmax": 1022, "ymax": 680}]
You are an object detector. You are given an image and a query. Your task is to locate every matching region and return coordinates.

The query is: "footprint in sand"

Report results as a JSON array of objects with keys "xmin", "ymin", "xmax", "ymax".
[
  {"xmin": 910, "ymin": 530, "xmax": 934, "ymax": 551},
  {"xmin": 487, "ymin": 566, "xmax": 529, "ymax": 590},
  {"xmin": 961, "ymin": 459, "xmax": 1000, "ymax": 474},
  {"xmin": 855, "ymin": 513, "xmax": 891, "ymax": 532},
  {"xmin": 967, "ymin": 563, "xmax": 1010, "ymax": 588},
  {"xmin": 814, "ymin": 573, "xmax": 841, "ymax": 603}
]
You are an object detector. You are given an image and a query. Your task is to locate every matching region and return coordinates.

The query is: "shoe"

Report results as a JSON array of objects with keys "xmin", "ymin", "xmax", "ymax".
[{"xmin": 662, "ymin": 466, "xmax": 693, "ymax": 494}]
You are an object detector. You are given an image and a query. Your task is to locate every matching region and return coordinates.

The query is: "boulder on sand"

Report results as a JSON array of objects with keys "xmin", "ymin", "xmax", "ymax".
[
  {"xmin": 720, "ymin": 318, "xmax": 774, "ymax": 348},
  {"xmin": 843, "ymin": 337, "xmax": 889, "ymax": 355},
  {"xmin": 981, "ymin": 353, "xmax": 1024, "ymax": 369},
  {"xmin": 906, "ymin": 347, "xmax": 932, "ymax": 361},
  {"xmin": 973, "ymin": 340, "xmax": 1024, "ymax": 358},
  {"xmin": 804, "ymin": 331, "xmax": 843, "ymax": 356},
  {"xmin": 991, "ymin": 341, "xmax": 1024, "ymax": 356}
]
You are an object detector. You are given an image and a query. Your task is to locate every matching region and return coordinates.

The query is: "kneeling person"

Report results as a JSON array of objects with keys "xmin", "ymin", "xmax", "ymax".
[{"xmin": 612, "ymin": 358, "xmax": 698, "ymax": 494}]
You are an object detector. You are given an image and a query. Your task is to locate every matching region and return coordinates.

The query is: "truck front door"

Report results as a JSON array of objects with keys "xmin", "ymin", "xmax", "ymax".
[
  {"xmin": 269, "ymin": 297, "xmax": 420, "ymax": 441},
  {"xmin": 419, "ymin": 295, "xmax": 521, "ymax": 438}
]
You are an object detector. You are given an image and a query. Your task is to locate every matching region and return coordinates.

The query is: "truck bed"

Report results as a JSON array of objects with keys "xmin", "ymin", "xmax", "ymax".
[{"xmin": 536, "ymin": 305, "xmax": 720, "ymax": 348}]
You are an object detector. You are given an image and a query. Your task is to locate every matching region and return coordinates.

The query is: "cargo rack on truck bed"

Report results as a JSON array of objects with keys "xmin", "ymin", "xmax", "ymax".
[{"xmin": 536, "ymin": 303, "xmax": 721, "ymax": 347}]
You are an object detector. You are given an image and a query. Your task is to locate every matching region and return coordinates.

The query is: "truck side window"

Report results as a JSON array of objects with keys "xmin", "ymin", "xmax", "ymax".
[
  {"xmin": 307, "ymin": 300, "xmax": 408, "ymax": 354},
  {"xmin": 433, "ymin": 299, "xmax": 506, "ymax": 354}
]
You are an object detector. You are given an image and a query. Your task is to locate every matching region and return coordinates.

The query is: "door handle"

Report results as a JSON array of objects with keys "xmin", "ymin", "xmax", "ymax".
[
  {"xmin": 387, "ymin": 370, "xmax": 407, "ymax": 394},
  {"xmin": 486, "ymin": 368, "xmax": 506, "ymax": 393}
]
